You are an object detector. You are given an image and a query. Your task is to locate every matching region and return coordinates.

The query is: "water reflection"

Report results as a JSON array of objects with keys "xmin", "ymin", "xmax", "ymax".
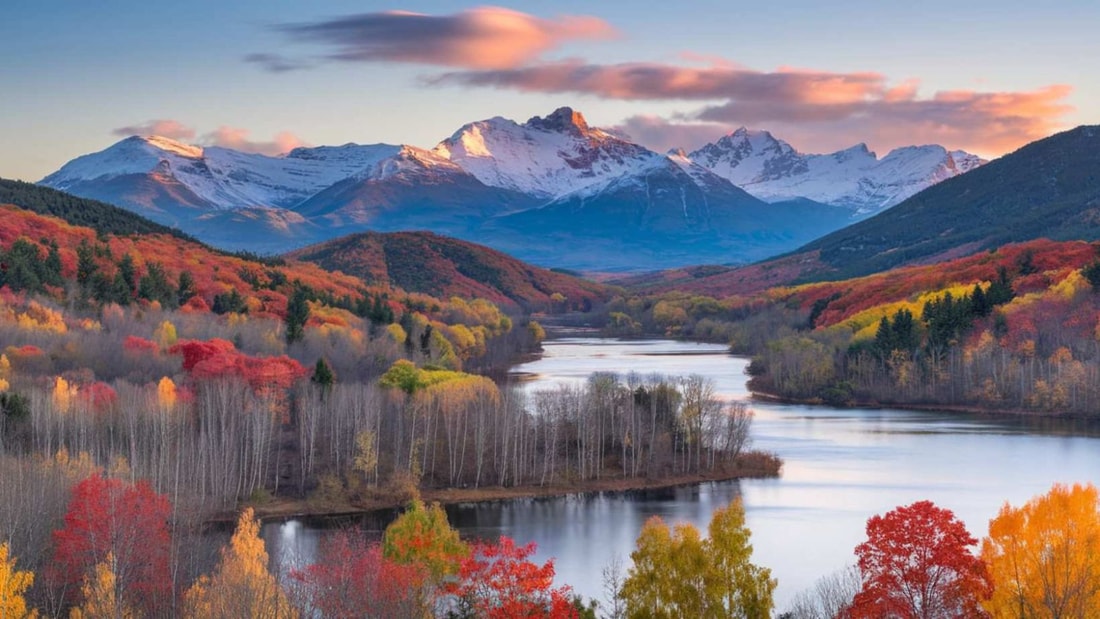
[{"xmin": 264, "ymin": 337, "xmax": 1100, "ymax": 612}]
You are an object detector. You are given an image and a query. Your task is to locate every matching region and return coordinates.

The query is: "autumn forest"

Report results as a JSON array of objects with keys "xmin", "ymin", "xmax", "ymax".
[{"xmin": 3, "ymin": 158, "xmax": 1100, "ymax": 619}]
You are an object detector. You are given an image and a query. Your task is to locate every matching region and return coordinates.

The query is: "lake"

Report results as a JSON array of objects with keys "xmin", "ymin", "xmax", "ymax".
[{"xmin": 264, "ymin": 337, "xmax": 1100, "ymax": 612}]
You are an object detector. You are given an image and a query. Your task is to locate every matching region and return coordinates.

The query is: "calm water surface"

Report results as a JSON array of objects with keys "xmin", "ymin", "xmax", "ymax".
[{"xmin": 265, "ymin": 337, "xmax": 1100, "ymax": 611}]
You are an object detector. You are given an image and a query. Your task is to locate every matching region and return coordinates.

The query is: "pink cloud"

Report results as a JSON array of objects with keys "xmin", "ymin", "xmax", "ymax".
[
  {"xmin": 201, "ymin": 127, "xmax": 307, "ymax": 156},
  {"xmin": 432, "ymin": 60, "xmax": 884, "ymax": 102},
  {"xmin": 112, "ymin": 119, "xmax": 196, "ymax": 140},
  {"xmin": 276, "ymin": 7, "xmax": 616, "ymax": 70},
  {"xmin": 433, "ymin": 60, "xmax": 1073, "ymax": 157}
]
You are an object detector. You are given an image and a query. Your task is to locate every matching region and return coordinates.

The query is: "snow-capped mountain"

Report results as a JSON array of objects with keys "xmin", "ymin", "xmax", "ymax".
[
  {"xmin": 433, "ymin": 107, "xmax": 654, "ymax": 198},
  {"xmin": 42, "ymin": 135, "xmax": 401, "ymax": 212},
  {"xmin": 688, "ymin": 128, "xmax": 985, "ymax": 214},
  {"xmin": 36, "ymin": 107, "xmax": 983, "ymax": 269}
]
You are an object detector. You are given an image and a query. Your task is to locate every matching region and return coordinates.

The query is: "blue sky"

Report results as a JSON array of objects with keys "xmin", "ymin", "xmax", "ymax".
[{"xmin": 3, "ymin": 1, "xmax": 1095, "ymax": 180}]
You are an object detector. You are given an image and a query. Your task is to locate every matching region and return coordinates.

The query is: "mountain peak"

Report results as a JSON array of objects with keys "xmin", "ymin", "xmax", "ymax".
[
  {"xmin": 138, "ymin": 135, "xmax": 204, "ymax": 158},
  {"xmin": 525, "ymin": 107, "xmax": 590, "ymax": 136}
]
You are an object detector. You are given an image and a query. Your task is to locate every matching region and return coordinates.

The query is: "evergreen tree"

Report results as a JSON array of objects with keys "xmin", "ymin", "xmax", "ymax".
[
  {"xmin": 43, "ymin": 241, "xmax": 64, "ymax": 287},
  {"xmin": 285, "ymin": 285, "xmax": 310, "ymax": 345},
  {"xmin": 117, "ymin": 254, "xmax": 136, "ymax": 296},
  {"xmin": 138, "ymin": 261, "xmax": 175, "ymax": 307},
  {"xmin": 311, "ymin": 358, "xmax": 335, "ymax": 389},
  {"xmin": 987, "ymin": 266, "xmax": 1015, "ymax": 306},
  {"xmin": 969, "ymin": 283, "xmax": 991, "ymax": 317},
  {"xmin": 76, "ymin": 239, "xmax": 97, "ymax": 287},
  {"xmin": 176, "ymin": 270, "xmax": 196, "ymax": 303}
]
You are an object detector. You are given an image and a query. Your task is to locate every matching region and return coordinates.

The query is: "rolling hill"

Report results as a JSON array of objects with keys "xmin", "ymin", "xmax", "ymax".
[{"xmin": 287, "ymin": 231, "xmax": 611, "ymax": 310}]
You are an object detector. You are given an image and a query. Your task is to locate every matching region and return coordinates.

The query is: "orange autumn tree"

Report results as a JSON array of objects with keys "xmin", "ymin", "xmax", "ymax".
[
  {"xmin": 445, "ymin": 536, "xmax": 577, "ymax": 619},
  {"xmin": 184, "ymin": 508, "xmax": 296, "ymax": 619},
  {"xmin": 981, "ymin": 483, "xmax": 1100, "ymax": 618},
  {"xmin": 0, "ymin": 542, "xmax": 36, "ymax": 618},
  {"xmin": 849, "ymin": 500, "xmax": 990, "ymax": 618}
]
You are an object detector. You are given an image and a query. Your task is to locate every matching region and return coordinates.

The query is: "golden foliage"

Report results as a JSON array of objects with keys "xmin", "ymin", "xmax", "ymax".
[
  {"xmin": 385, "ymin": 323, "xmax": 407, "ymax": 345},
  {"xmin": 52, "ymin": 376, "xmax": 78, "ymax": 413},
  {"xmin": 70, "ymin": 553, "xmax": 136, "ymax": 619},
  {"xmin": 0, "ymin": 542, "xmax": 36, "ymax": 619},
  {"xmin": 184, "ymin": 508, "xmax": 297, "ymax": 619},
  {"xmin": 982, "ymin": 483, "xmax": 1100, "ymax": 618},
  {"xmin": 622, "ymin": 500, "xmax": 774, "ymax": 617},
  {"xmin": 156, "ymin": 377, "xmax": 177, "ymax": 409},
  {"xmin": 0, "ymin": 354, "xmax": 11, "ymax": 378},
  {"xmin": 382, "ymin": 499, "xmax": 468, "ymax": 583},
  {"xmin": 153, "ymin": 321, "xmax": 178, "ymax": 348},
  {"xmin": 14, "ymin": 301, "xmax": 66, "ymax": 334}
]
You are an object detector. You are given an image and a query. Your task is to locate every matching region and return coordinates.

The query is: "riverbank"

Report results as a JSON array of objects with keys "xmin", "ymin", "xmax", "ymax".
[
  {"xmin": 242, "ymin": 450, "xmax": 782, "ymax": 523},
  {"xmin": 750, "ymin": 389, "xmax": 1099, "ymax": 420}
]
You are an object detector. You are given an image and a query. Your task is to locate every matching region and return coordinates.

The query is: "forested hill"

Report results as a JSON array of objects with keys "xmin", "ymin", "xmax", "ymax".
[
  {"xmin": 287, "ymin": 230, "xmax": 612, "ymax": 310},
  {"xmin": 792, "ymin": 125, "xmax": 1100, "ymax": 281},
  {"xmin": 0, "ymin": 177, "xmax": 196, "ymax": 241}
]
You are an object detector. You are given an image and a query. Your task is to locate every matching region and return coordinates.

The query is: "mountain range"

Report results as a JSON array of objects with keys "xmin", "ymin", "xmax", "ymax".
[
  {"xmin": 622, "ymin": 125, "xmax": 1100, "ymax": 295},
  {"xmin": 40, "ymin": 107, "xmax": 982, "ymax": 271}
]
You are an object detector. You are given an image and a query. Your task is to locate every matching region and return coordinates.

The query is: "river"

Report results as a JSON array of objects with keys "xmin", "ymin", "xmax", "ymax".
[{"xmin": 263, "ymin": 337, "xmax": 1100, "ymax": 612}]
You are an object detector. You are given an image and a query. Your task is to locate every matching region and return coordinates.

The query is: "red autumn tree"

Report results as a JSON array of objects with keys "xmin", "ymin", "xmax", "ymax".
[
  {"xmin": 848, "ymin": 500, "xmax": 990, "ymax": 619},
  {"xmin": 446, "ymin": 536, "xmax": 577, "ymax": 619},
  {"xmin": 51, "ymin": 474, "xmax": 172, "ymax": 616},
  {"xmin": 290, "ymin": 530, "xmax": 426, "ymax": 618},
  {"xmin": 168, "ymin": 338, "xmax": 236, "ymax": 371}
]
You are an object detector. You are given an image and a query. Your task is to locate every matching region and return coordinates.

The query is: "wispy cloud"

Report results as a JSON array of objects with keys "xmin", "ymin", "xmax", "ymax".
[
  {"xmin": 262, "ymin": 6, "xmax": 615, "ymax": 70},
  {"xmin": 433, "ymin": 60, "xmax": 1073, "ymax": 156},
  {"xmin": 243, "ymin": 52, "xmax": 312, "ymax": 73},
  {"xmin": 201, "ymin": 126, "xmax": 307, "ymax": 156},
  {"xmin": 112, "ymin": 119, "xmax": 196, "ymax": 140},
  {"xmin": 113, "ymin": 120, "xmax": 306, "ymax": 156}
]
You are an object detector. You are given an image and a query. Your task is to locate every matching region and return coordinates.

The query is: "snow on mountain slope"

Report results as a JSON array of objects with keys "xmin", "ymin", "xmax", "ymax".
[
  {"xmin": 688, "ymin": 128, "xmax": 986, "ymax": 214},
  {"xmin": 42, "ymin": 136, "xmax": 401, "ymax": 210},
  {"xmin": 433, "ymin": 107, "xmax": 655, "ymax": 198}
]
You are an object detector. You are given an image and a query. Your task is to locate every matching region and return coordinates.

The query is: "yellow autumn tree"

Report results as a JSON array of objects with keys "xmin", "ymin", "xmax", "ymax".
[
  {"xmin": 621, "ymin": 499, "xmax": 775, "ymax": 618},
  {"xmin": 982, "ymin": 483, "xmax": 1100, "ymax": 618},
  {"xmin": 52, "ymin": 376, "xmax": 77, "ymax": 413},
  {"xmin": 70, "ymin": 553, "xmax": 136, "ymax": 619},
  {"xmin": 0, "ymin": 543, "xmax": 36, "ymax": 619},
  {"xmin": 184, "ymin": 508, "xmax": 297, "ymax": 619},
  {"xmin": 0, "ymin": 354, "xmax": 10, "ymax": 378},
  {"xmin": 153, "ymin": 321, "xmax": 178, "ymax": 348},
  {"xmin": 157, "ymin": 377, "xmax": 177, "ymax": 409},
  {"xmin": 382, "ymin": 499, "xmax": 468, "ymax": 585}
]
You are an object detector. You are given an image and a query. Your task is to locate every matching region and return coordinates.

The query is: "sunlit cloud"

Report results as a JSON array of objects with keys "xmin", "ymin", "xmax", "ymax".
[
  {"xmin": 433, "ymin": 60, "xmax": 1073, "ymax": 156},
  {"xmin": 269, "ymin": 6, "xmax": 616, "ymax": 70},
  {"xmin": 431, "ymin": 60, "xmax": 884, "ymax": 102},
  {"xmin": 243, "ymin": 52, "xmax": 312, "ymax": 73},
  {"xmin": 112, "ymin": 119, "xmax": 196, "ymax": 140},
  {"xmin": 201, "ymin": 127, "xmax": 307, "ymax": 156}
]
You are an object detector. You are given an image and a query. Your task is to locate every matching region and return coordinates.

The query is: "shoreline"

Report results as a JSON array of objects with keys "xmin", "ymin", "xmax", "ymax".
[
  {"xmin": 749, "ymin": 389, "xmax": 1098, "ymax": 421},
  {"xmin": 241, "ymin": 451, "xmax": 782, "ymax": 524}
]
